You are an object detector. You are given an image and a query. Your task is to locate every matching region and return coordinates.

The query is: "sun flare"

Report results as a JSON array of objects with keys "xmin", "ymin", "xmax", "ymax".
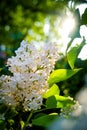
[{"xmin": 59, "ymin": 15, "xmax": 76, "ymax": 39}]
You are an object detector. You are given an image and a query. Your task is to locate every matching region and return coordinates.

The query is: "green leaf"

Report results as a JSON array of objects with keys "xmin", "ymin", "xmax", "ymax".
[
  {"xmin": 0, "ymin": 68, "xmax": 2, "ymax": 72},
  {"xmin": 48, "ymin": 69, "xmax": 81, "ymax": 86},
  {"xmin": 33, "ymin": 113, "xmax": 47, "ymax": 119},
  {"xmin": 66, "ymin": 38, "xmax": 74, "ymax": 51},
  {"xmin": 46, "ymin": 96, "xmax": 57, "ymax": 108},
  {"xmin": 46, "ymin": 95, "xmax": 74, "ymax": 109},
  {"xmin": 67, "ymin": 41, "xmax": 85, "ymax": 69},
  {"xmin": 20, "ymin": 120, "xmax": 25, "ymax": 130},
  {"xmin": 43, "ymin": 84, "xmax": 60, "ymax": 98},
  {"xmin": 67, "ymin": 46, "xmax": 79, "ymax": 69},
  {"xmin": 81, "ymin": 8, "xmax": 87, "ymax": 25},
  {"xmin": 0, "ymin": 120, "xmax": 6, "ymax": 129},
  {"xmin": 32, "ymin": 113, "xmax": 58, "ymax": 127},
  {"xmin": 8, "ymin": 119, "xmax": 14, "ymax": 126}
]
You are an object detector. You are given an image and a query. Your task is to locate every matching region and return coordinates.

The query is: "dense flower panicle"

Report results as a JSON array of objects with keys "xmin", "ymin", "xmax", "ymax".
[{"xmin": 0, "ymin": 40, "xmax": 59, "ymax": 111}]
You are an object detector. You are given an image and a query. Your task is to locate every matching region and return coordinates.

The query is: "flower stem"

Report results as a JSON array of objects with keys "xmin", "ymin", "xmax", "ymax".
[
  {"xmin": 27, "ymin": 111, "xmax": 33, "ymax": 124},
  {"xmin": 23, "ymin": 110, "xmax": 33, "ymax": 130}
]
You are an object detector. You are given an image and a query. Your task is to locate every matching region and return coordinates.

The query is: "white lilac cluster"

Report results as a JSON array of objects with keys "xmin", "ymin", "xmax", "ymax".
[{"xmin": 0, "ymin": 40, "xmax": 59, "ymax": 111}]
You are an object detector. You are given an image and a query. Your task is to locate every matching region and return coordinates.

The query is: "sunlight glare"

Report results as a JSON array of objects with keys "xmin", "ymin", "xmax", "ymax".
[
  {"xmin": 80, "ymin": 25, "xmax": 87, "ymax": 41},
  {"xmin": 78, "ymin": 25, "xmax": 87, "ymax": 60},
  {"xmin": 43, "ymin": 23, "xmax": 50, "ymax": 35},
  {"xmin": 76, "ymin": 4, "xmax": 87, "ymax": 16},
  {"xmin": 78, "ymin": 44, "xmax": 87, "ymax": 60},
  {"xmin": 59, "ymin": 15, "xmax": 76, "ymax": 39}
]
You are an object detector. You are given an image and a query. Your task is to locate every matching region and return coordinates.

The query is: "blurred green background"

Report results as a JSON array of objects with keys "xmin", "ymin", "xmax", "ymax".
[{"xmin": 0, "ymin": 0, "xmax": 87, "ymax": 48}]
